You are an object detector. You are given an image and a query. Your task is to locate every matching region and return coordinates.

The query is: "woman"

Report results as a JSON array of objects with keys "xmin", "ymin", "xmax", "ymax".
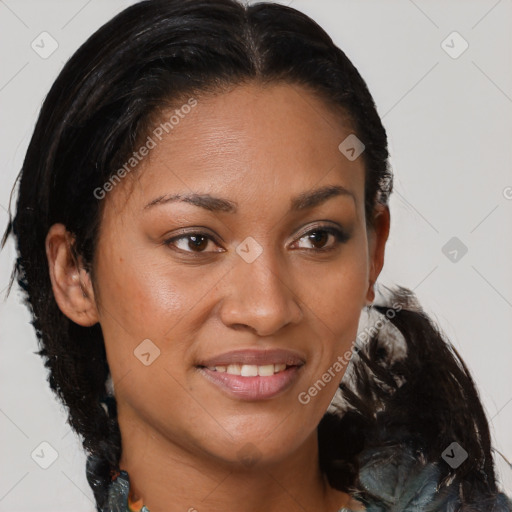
[{"xmin": 3, "ymin": 0, "xmax": 511, "ymax": 511}]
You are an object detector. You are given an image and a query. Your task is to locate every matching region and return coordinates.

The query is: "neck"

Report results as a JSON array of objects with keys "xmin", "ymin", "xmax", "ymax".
[{"xmin": 118, "ymin": 408, "xmax": 353, "ymax": 512}]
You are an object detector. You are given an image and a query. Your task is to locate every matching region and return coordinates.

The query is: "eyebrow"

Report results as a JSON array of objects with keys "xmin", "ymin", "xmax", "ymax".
[{"xmin": 143, "ymin": 184, "xmax": 355, "ymax": 213}]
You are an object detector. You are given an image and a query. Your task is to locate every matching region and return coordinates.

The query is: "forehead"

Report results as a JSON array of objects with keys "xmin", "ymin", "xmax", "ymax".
[{"xmin": 111, "ymin": 82, "xmax": 365, "ymax": 214}]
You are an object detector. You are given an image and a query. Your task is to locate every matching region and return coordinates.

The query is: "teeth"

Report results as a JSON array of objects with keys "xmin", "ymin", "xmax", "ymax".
[
  {"xmin": 227, "ymin": 363, "xmax": 241, "ymax": 375},
  {"xmin": 207, "ymin": 363, "xmax": 289, "ymax": 376},
  {"xmin": 241, "ymin": 364, "xmax": 258, "ymax": 377},
  {"xmin": 257, "ymin": 364, "xmax": 275, "ymax": 376}
]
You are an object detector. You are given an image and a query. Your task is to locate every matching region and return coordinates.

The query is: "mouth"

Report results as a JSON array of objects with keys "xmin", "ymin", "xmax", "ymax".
[
  {"xmin": 195, "ymin": 349, "xmax": 305, "ymax": 401},
  {"xmin": 197, "ymin": 365, "xmax": 303, "ymax": 401},
  {"xmin": 199, "ymin": 362, "xmax": 291, "ymax": 376}
]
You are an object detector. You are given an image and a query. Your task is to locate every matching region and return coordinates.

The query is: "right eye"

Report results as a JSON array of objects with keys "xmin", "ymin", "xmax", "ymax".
[{"xmin": 163, "ymin": 231, "xmax": 224, "ymax": 255}]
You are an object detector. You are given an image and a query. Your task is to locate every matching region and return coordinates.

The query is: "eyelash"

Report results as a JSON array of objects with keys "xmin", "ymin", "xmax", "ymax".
[{"xmin": 163, "ymin": 225, "xmax": 350, "ymax": 256}]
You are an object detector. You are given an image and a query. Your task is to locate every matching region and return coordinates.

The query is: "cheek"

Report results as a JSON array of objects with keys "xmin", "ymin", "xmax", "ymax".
[
  {"xmin": 94, "ymin": 244, "xmax": 208, "ymax": 340},
  {"xmin": 92, "ymin": 241, "xmax": 232, "ymax": 403},
  {"xmin": 295, "ymin": 243, "xmax": 368, "ymax": 398},
  {"xmin": 297, "ymin": 242, "xmax": 368, "ymax": 334},
  {"xmin": 92, "ymin": 246, "xmax": 199, "ymax": 429}
]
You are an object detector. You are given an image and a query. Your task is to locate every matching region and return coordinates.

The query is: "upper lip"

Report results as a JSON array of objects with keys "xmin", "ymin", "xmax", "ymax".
[{"xmin": 197, "ymin": 348, "xmax": 305, "ymax": 367}]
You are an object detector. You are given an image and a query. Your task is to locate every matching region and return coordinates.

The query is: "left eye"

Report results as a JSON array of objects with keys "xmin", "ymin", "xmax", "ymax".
[{"xmin": 293, "ymin": 226, "xmax": 349, "ymax": 252}]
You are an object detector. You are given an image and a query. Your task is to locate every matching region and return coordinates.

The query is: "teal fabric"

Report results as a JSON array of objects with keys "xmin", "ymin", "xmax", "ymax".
[{"xmin": 350, "ymin": 443, "xmax": 512, "ymax": 512}]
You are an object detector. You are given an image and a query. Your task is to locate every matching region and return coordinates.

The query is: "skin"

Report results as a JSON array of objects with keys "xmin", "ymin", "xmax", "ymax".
[{"xmin": 46, "ymin": 82, "xmax": 390, "ymax": 512}]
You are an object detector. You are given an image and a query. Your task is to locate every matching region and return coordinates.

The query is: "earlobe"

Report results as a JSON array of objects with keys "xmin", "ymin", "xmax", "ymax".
[
  {"xmin": 366, "ymin": 282, "xmax": 376, "ymax": 305},
  {"xmin": 45, "ymin": 223, "xmax": 99, "ymax": 327}
]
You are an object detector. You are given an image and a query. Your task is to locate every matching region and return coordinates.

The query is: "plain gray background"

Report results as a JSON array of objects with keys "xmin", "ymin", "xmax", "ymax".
[{"xmin": 1, "ymin": 0, "xmax": 511, "ymax": 510}]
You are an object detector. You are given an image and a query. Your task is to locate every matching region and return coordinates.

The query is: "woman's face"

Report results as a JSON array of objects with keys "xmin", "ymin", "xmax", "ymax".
[{"xmin": 84, "ymin": 82, "xmax": 388, "ymax": 467}]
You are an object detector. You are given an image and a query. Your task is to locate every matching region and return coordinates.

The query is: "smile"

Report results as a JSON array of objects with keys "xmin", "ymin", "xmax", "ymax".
[
  {"xmin": 205, "ymin": 363, "xmax": 288, "ymax": 376},
  {"xmin": 198, "ymin": 365, "xmax": 303, "ymax": 401}
]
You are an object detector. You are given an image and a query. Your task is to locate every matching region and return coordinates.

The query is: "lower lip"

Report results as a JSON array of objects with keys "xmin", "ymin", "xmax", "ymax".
[{"xmin": 198, "ymin": 366, "xmax": 302, "ymax": 401}]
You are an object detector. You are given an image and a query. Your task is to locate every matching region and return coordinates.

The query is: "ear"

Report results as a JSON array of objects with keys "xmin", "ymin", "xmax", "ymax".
[
  {"xmin": 45, "ymin": 223, "xmax": 99, "ymax": 327},
  {"xmin": 366, "ymin": 203, "xmax": 390, "ymax": 305}
]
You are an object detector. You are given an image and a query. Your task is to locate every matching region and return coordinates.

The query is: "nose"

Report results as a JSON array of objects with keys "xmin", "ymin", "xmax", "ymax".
[{"xmin": 218, "ymin": 247, "xmax": 303, "ymax": 337}]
